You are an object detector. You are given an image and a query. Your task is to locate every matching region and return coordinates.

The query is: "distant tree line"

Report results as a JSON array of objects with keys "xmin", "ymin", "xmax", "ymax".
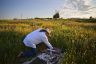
[{"xmin": 69, "ymin": 16, "xmax": 96, "ymax": 23}]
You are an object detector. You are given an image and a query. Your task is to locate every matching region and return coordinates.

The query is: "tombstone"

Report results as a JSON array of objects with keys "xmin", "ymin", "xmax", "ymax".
[{"xmin": 22, "ymin": 48, "xmax": 64, "ymax": 64}]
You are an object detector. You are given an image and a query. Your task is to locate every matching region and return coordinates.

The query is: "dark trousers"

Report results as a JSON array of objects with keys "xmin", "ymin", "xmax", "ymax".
[{"xmin": 23, "ymin": 48, "xmax": 36, "ymax": 57}]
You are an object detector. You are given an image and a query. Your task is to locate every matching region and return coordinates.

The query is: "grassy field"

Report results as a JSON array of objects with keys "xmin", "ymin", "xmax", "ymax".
[{"xmin": 0, "ymin": 19, "xmax": 96, "ymax": 64}]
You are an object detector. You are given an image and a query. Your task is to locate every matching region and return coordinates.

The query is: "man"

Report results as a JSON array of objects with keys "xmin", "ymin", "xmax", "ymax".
[{"xmin": 17, "ymin": 28, "xmax": 53, "ymax": 57}]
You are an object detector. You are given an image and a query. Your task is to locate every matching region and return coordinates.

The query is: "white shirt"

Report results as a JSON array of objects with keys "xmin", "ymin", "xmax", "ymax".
[{"xmin": 23, "ymin": 28, "xmax": 53, "ymax": 49}]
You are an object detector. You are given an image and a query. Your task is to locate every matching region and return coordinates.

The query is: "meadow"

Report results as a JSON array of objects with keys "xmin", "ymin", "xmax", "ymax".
[{"xmin": 0, "ymin": 19, "xmax": 96, "ymax": 64}]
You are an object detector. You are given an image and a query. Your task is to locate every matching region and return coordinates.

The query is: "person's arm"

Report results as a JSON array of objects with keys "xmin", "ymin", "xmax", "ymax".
[{"xmin": 41, "ymin": 35, "xmax": 53, "ymax": 49}]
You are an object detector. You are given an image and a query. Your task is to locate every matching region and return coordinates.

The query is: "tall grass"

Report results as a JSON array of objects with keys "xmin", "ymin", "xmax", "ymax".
[{"xmin": 0, "ymin": 19, "xmax": 96, "ymax": 64}]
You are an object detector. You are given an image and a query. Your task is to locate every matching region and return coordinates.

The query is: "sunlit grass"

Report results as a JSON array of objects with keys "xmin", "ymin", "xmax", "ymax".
[{"xmin": 0, "ymin": 19, "xmax": 96, "ymax": 64}]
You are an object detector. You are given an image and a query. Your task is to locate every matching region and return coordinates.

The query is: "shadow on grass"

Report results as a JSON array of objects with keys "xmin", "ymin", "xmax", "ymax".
[
  {"xmin": 0, "ymin": 30, "xmax": 26, "ymax": 64},
  {"xmin": 81, "ymin": 25, "xmax": 96, "ymax": 30}
]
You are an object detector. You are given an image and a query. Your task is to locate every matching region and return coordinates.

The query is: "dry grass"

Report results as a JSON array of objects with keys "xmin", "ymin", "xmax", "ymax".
[{"xmin": 0, "ymin": 19, "xmax": 96, "ymax": 64}]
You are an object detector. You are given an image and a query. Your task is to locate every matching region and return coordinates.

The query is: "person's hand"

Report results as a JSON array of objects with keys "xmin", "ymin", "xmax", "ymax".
[{"xmin": 47, "ymin": 48, "xmax": 55, "ymax": 52}]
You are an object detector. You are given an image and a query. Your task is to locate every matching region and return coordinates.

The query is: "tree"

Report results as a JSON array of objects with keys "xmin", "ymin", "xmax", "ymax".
[{"xmin": 53, "ymin": 12, "xmax": 60, "ymax": 19}]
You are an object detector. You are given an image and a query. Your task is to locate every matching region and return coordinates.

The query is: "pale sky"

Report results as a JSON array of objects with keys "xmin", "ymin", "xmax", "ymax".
[{"xmin": 0, "ymin": 0, "xmax": 96, "ymax": 19}]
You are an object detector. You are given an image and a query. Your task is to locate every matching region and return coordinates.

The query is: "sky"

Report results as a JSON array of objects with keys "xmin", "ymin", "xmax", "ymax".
[{"xmin": 0, "ymin": 0, "xmax": 96, "ymax": 19}]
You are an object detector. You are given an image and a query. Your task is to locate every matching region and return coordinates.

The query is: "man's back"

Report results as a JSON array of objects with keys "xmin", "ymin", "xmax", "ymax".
[{"xmin": 24, "ymin": 28, "xmax": 45, "ymax": 44}]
